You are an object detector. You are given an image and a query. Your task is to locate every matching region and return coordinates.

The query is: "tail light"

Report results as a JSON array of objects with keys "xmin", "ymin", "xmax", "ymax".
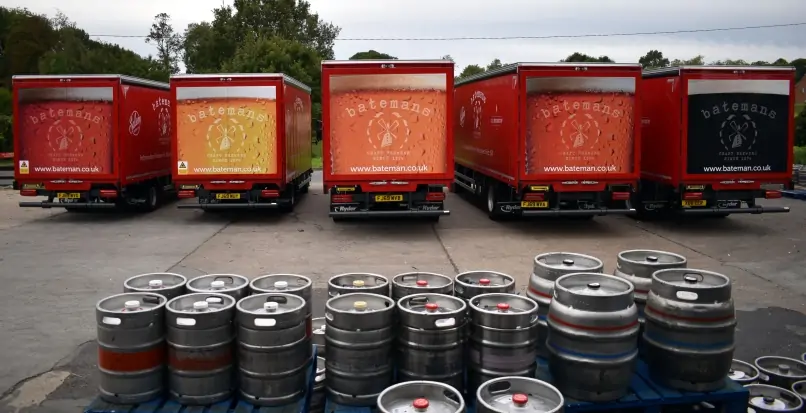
[
  {"xmin": 426, "ymin": 192, "xmax": 445, "ymax": 201},
  {"xmin": 765, "ymin": 190, "xmax": 782, "ymax": 199},
  {"xmin": 683, "ymin": 192, "xmax": 703, "ymax": 200},
  {"xmin": 523, "ymin": 193, "xmax": 545, "ymax": 201},
  {"xmin": 260, "ymin": 190, "xmax": 280, "ymax": 198},
  {"xmin": 611, "ymin": 192, "xmax": 630, "ymax": 201},
  {"xmin": 99, "ymin": 189, "xmax": 118, "ymax": 198},
  {"xmin": 178, "ymin": 190, "xmax": 196, "ymax": 199},
  {"xmin": 19, "ymin": 189, "xmax": 37, "ymax": 197},
  {"xmin": 331, "ymin": 194, "xmax": 353, "ymax": 203}
]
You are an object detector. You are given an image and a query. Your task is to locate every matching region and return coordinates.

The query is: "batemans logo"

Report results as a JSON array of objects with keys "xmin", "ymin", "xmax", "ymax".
[
  {"xmin": 186, "ymin": 105, "xmax": 268, "ymax": 154},
  {"xmin": 153, "ymin": 96, "xmax": 171, "ymax": 144},
  {"xmin": 28, "ymin": 108, "xmax": 103, "ymax": 154},
  {"xmin": 470, "ymin": 91, "xmax": 485, "ymax": 139},
  {"xmin": 537, "ymin": 98, "xmax": 625, "ymax": 151},
  {"xmin": 700, "ymin": 102, "xmax": 775, "ymax": 155},
  {"xmin": 344, "ymin": 97, "xmax": 436, "ymax": 152}
]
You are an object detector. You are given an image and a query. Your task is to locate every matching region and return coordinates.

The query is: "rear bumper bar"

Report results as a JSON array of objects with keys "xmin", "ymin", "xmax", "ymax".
[
  {"xmin": 679, "ymin": 206, "xmax": 789, "ymax": 215},
  {"xmin": 329, "ymin": 210, "xmax": 450, "ymax": 218},
  {"xmin": 521, "ymin": 208, "xmax": 635, "ymax": 217},
  {"xmin": 178, "ymin": 202, "xmax": 280, "ymax": 210},
  {"xmin": 18, "ymin": 201, "xmax": 116, "ymax": 209}
]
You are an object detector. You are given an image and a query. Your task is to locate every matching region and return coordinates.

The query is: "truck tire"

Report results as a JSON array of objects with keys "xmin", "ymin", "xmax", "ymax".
[
  {"xmin": 139, "ymin": 186, "xmax": 159, "ymax": 213},
  {"xmin": 486, "ymin": 182, "xmax": 503, "ymax": 221},
  {"xmin": 279, "ymin": 187, "xmax": 296, "ymax": 213}
]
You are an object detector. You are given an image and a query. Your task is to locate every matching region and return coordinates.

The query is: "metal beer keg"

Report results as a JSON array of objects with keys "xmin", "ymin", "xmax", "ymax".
[
  {"xmin": 454, "ymin": 271, "xmax": 516, "ymax": 304},
  {"xmin": 123, "ymin": 272, "xmax": 187, "ymax": 301},
  {"xmin": 754, "ymin": 356, "xmax": 806, "ymax": 389},
  {"xmin": 476, "ymin": 377, "xmax": 564, "ymax": 413},
  {"xmin": 187, "ymin": 274, "xmax": 250, "ymax": 301},
  {"xmin": 250, "ymin": 274, "xmax": 313, "ymax": 334},
  {"xmin": 328, "ymin": 273, "xmax": 389, "ymax": 297},
  {"xmin": 378, "ymin": 381, "xmax": 465, "ymax": 413},
  {"xmin": 745, "ymin": 384, "xmax": 803, "ymax": 413},
  {"xmin": 391, "ymin": 272, "xmax": 454, "ymax": 302},
  {"xmin": 730, "ymin": 359, "xmax": 761, "ymax": 385}
]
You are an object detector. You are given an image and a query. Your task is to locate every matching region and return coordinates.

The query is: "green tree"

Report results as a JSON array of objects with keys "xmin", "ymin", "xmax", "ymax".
[
  {"xmin": 0, "ymin": 7, "xmax": 57, "ymax": 87},
  {"xmin": 561, "ymin": 52, "xmax": 614, "ymax": 63},
  {"xmin": 349, "ymin": 50, "xmax": 396, "ymax": 60},
  {"xmin": 639, "ymin": 50, "xmax": 669, "ymax": 69},
  {"xmin": 456, "ymin": 64, "xmax": 485, "ymax": 81},
  {"xmin": 796, "ymin": 105, "xmax": 806, "ymax": 147},
  {"xmin": 146, "ymin": 13, "xmax": 183, "ymax": 74},
  {"xmin": 790, "ymin": 58, "xmax": 806, "ymax": 82},
  {"xmin": 772, "ymin": 58, "xmax": 790, "ymax": 66},
  {"xmin": 182, "ymin": 22, "xmax": 221, "ymax": 74},
  {"xmin": 670, "ymin": 55, "xmax": 705, "ymax": 66},
  {"xmin": 441, "ymin": 55, "xmax": 454, "ymax": 62},
  {"xmin": 486, "ymin": 58, "xmax": 504, "ymax": 71}
]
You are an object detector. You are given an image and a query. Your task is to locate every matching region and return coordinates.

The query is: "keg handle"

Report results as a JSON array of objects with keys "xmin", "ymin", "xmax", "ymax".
[
  {"xmin": 486, "ymin": 380, "xmax": 513, "ymax": 394},
  {"xmin": 328, "ymin": 290, "xmax": 339, "ymax": 298},
  {"xmin": 206, "ymin": 296, "xmax": 223, "ymax": 305},
  {"xmin": 254, "ymin": 317, "xmax": 277, "ymax": 327},
  {"xmin": 101, "ymin": 316, "xmax": 122, "ymax": 325},
  {"xmin": 408, "ymin": 296, "xmax": 430, "ymax": 307},
  {"xmin": 434, "ymin": 318, "xmax": 456, "ymax": 328},
  {"xmin": 264, "ymin": 295, "xmax": 289, "ymax": 304},
  {"xmin": 454, "ymin": 285, "xmax": 464, "ymax": 295},
  {"xmin": 142, "ymin": 296, "xmax": 161, "ymax": 305},
  {"xmin": 401, "ymin": 274, "xmax": 419, "ymax": 283},
  {"xmin": 682, "ymin": 272, "xmax": 704, "ymax": 283},
  {"xmin": 176, "ymin": 317, "xmax": 196, "ymax": 326},
  {"xmin": 214, "ymin": 276, "xmax": 234, "ymax": 285}
]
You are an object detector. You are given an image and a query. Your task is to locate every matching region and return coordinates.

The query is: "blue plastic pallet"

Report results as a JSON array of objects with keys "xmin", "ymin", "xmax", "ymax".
[
  {"xmin": 781, "ymin": 190, "xmax": 806, "ymax": 200},
  {"xmin": 534, "ymin": 358, "xmax": 749, "ymax": 413},
  {"xmin": 84, "ymin": 346, "xmax": 318, "ymax": 413},
  {"xmin": 323, "ymin": 399, "xmax": 375, "ymax": 413}
]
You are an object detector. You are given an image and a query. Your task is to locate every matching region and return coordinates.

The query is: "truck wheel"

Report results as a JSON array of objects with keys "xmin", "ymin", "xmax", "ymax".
[
  {"xmin": 279, "ymin": 188, "xmax": 296, "ymax": 213},
  {"xmin": 140, "ymin": 186, "xmax": 159, "ymax": 213},
  {"xmin": 486, "ymin": 183, "xmax": 503, "ymax": 221}
]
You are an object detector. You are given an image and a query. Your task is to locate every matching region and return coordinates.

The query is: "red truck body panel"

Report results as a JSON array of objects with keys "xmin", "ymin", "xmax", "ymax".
[
  {"xmin": 170, "ymin": 74, "xmax": 312, "ymax": 189},
  {"xmin": 641, "ymin": 66, "xmax": 795, "ymax": 189},
  {"xmin": 455, "ymin": 63, "xmax": 642, "ymax": 192},
  {"xmin": 13, "ymin": 75, "xmax": 170, "ymax": 188},
  {"xmin": 322, "ymin": 60, "xmax": 455, "ymax": 193}
]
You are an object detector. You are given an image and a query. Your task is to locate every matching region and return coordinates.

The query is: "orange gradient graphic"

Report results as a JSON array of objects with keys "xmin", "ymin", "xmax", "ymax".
[
  {"xmin": 18, "ymin": 87, "xmax": 114, "ymax": 174},
  {"xmin": 329, "ymin": 74, "xmax": 448, "ymax": 175},
  {"xmin": 176, "ymin": 86, "xmax": 277, "ymax": 175},
  {"xmin": 525, "ymin": 77, "xmax": 635, "ymax": 175}
]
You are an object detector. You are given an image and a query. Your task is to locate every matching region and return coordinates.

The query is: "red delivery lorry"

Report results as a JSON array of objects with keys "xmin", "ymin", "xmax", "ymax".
[
  {"xmin": 13, "ymin": 74, "xmax": 173, "ymax": 211},
  {"xmin": 170, "ymin": 74, "xmax": 314, "ymax": 211},
  {"xmin": 453, "ymin": 63, "xmax": 642, "ymax": 219},
  {"xmin": 637, "ymin": 66, "xmax": 794, "ymax": 216},
  {"xmin": 322, "ymin": 60, "xmax": 454, "ymax": 221}
]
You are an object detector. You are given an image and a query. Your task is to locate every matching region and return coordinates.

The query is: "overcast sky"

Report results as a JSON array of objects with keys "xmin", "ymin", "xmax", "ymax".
[{"xmin": 14, "ymin": 0, "xmax": 806, "ymax": 72}]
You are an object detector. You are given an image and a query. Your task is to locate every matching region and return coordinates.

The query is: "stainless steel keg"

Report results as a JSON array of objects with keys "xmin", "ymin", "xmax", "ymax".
[
  {"xmin": 187, "ymin": 274, "xmax": 250, "ymax": 301},
  {"xmin": 123, "ymin": 273, "xmax": 188, "ymax": 301},
  {"xmin": 754, "ymin": 356, "xmax": 806, "ymax": 389},
  {"xmin": 527, "ymin": 252, "xmax": 603, "ymax": 358},
  {"xmin": 392, "ymin": 272, "xmax": 454, "ymax": 302},
  {"xmin": 644, "ymin": 269, "xmax": 735, "ymax": 391},
  {"xmin": 476, "ymin": 377, "xmax": 564, "ymax": 413},
  {"xmin": 328, "ymin": 273, "xmax": 389, "ymax": 297},
  {"xmin": 396, "ymin": 294, "xmax": 467, "ymax": 391},
  {"xmin": 454, "ymin": 271, "xmax": 516, "ymax": 304},
  {"xmin": 237, "ymin": 293, "xmax": 312, "ymax": 406},
  {"xmin": 165, "ymin": 293, "xmax": 235, "ymax": 404},
  {"xmin": 792, "ymin": 380, "xmax": 805, "ymax": 405},
  {"xmin": 730, "ymin": 359, "xmax": 761, "ymax": 385},
  {"xmin": 378, "ymin": 381, "xmax": 465, "ymax": 413},
  {"xmin": 96, "ymin": 292, "xmax": 167, "ymax": 404},
  {"xmin": 325, "ymin": 292, "xmax": 395, "ymax": 406},
  {"xmin": 547, "ymin": 273, "xmax": 639, "ymax": 402},
  {"xmin": 312, "ymin": 317, "xmax": 326, "ymax": 357},
  {"xmin": 250, "ymin": 274, "xmax": 314, "ymax": 335},
  {"xmin": 614, "ymin": 250, "xmax": 687, "ymax": 354},
  {"xmin": 467, "ymin": 293, "xmax": 540, "ymax": 395},
  {"xmin": 745, "ymin": 384, "xmax": 803, "ymax": 413},
  {"xmin": 310, "ymin": 357, "xmax": 327, "ymax": 413}
]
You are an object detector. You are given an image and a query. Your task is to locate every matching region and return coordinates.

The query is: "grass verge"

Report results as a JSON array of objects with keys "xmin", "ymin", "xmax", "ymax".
[
  {"xmin": 795, "ymin": 146, "xmax": 806, "ymax": 164},
  {"xmin": 0, "ymin": 159, "xmax": 11, "ymax": 168}
]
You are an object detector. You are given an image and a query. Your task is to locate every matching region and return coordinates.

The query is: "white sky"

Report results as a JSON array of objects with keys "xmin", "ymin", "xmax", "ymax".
[{"xmin": 13, "ymin": 0, "xmax": 806, "ymax": 73}]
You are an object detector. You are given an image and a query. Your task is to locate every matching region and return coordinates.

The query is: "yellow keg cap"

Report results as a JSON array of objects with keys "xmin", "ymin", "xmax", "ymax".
[
  {"xmin": 352, "ymin": 280, "xmax": 365, "ymax": 288},
  {"xmin": 353, "ymin": 301, "xmax": 368, "ymax": 310}
]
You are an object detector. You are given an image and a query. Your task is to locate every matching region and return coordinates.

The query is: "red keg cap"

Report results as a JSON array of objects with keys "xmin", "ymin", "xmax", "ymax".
[
  {"xmin": 416, "ymin": 280, "xmax": 428, "ymax": 286},
  {"xmin": 413, "ymin": 398, "xmax": 429, "ymax": 409},
  {"xmin": 512, "ymin": 393, "xmax": 528, "ymax": 405},
  {"xmin": 497, "ymin": 303, "xmax": 510, "ymax": 311},
  {"xmin": 479, "ymin": 278, "xmax": 491, "ymax": 285},
  {"xmin": 425, "ymin": 303, "xmax": 439, "ymax": 311}
]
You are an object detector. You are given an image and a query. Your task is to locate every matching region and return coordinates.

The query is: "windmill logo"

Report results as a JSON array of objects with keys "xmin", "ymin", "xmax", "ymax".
[
  {"xmin": 206, "ymin": 117, "xmax": 246, "ymax": 153},
  {"xmin": 560, "ymin": 113, "xmax": 600, "ymax": 150},
  {"xmin": 719, "ymin": 114, "xmax": 757, "ymax": 151},
  {"xmin": 367, "ymin": 112, "xmax": 409, "ymax": 150}
]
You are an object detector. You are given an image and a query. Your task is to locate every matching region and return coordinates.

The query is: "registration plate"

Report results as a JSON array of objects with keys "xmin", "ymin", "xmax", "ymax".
[
  {"xmin": 375, "ymin": 195, "xmax": 403, "ymax": 202},
  {"xmin": 682, "ymin": 200, "xmax": 706, "ymax": 207},
  {"xmin": 216, "ymin": 193, "xmax": 241, "ymax": 200},
  {"xmin": 56, "ymin": 192, "xmax": 80, "ymax": 199},
  {"xmin": 521, "ymin": 201, "xmax": 548, "ymax": 208}
]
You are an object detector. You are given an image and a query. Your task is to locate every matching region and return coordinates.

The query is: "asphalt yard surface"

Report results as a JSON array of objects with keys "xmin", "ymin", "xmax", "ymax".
[{"xmin": 1, "ymin": 171, "xmax": 805, "ymax": 412}]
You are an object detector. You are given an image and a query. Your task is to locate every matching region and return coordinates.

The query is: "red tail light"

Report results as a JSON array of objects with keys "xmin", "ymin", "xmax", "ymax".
[
  {"xmin": 683, "ymin": 192, "xmax": 703, "ymax": 200},
  {"xmin": 332, "ymin": 194, "xmax": 353, "ymax": 203},
  {"xmin": 99, "ymin": 189, "xmax": 118, "ymax": 198},
  {"xmin": 765, "ymin": 190, "xmax": 782, "ymax": 199},
  {"xmin": 178, "ymin": 190, "xmax": 196, "ymax": 199},
  {"xmin": 19, "ymin": 189, "xmax": 37, "ymax": 197},
  {"xmin": 523, "ymin": 193, "xmax": 544, "ymax": 201},
  {"xmin": 426, "ymin": 192, "xmax": 445, "ymax": 201},
  {"xmin": 260, "ymin": 190, "xmax": 280, "ymax": 198},
  {"xmin": 611, "ymin": 192, "xmax": 630, "ymax": 201}
]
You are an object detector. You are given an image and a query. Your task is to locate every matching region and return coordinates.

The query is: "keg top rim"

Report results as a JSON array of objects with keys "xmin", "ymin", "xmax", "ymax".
[
  {"xmin": 328, "ymin": 273, "xmax": 389, "ymax": 287},
  {"xmin": 470, "ymin": 293, "xmax": 537, "ymax": 313},
  {"xmin": 729, "ymin": 359, "xmax": 760, "ymax": 381},
  {"xmin": 123, "ymin": 272, "xmax": 187, "ymax": 291},
  {"xmin": 534, "ymin": 252, "xmax": 604, "ymax": 271},
  {"xmin": 392, "ymin": 272, "xmax": 452, "ymax": 287},
  {"xmin": 554, "ymin": 273, "xmax": 634, "ymax": 297},
  {"xmin": 237, "ymin": 292, "xmax": 305, "ymax": 314},
  {"xmin": 326, "ymin": 292, "xmax": 394, "ymax": 313},
  {"xmin": 651, "ymin": 268, "xmax": 731, "ymax": 289},
  {"xmin": 378, "ymin": 381, "xmax": 465, "ymax": 413},
  {"xmin": 187, "ymin": 274, "xmax": 249, "ymax": 292},
  {"xmin": 793, "ymin": 381, "xmax": 806, "ymax": 398},
  {"xmin": 397, "ymin": 293, "xmax": 466, "ymax": 315},
  {"xmin": 617, "ymin": 250, "xmax": 687, "ymax": 266},
  {"xmin": 455, "ymin": 270, "xmax": 515, "ymax": 286},
  {"xmin": 476, "ymin": 377, "xmax": 564, "ymax": 413},
  {"xmin": 97, "ymin": 292, "xmax": 166, "ymax": 313},
  {"xmin": 250, "ymin": 273, "xmax": 312, "ymax": 292},
  {"xmin": 755, "ymin": 356, "xmax": 806, "ymax": 379},
  {"xmin": 745, "ymin": 384, "xmax": 803, "ymax": 410},
  {"xmin": 167, "ymin": 292, "xmax": 235, "ymax": 313}
]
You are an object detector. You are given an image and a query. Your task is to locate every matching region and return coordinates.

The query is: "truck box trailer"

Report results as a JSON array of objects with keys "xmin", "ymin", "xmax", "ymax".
[
  {"xmin": 170, "ymin": 73, "xmax": 314, "ymax": 211},
  {"xmin": 13, "ymin": 74, "xmax": 173, "ymax": 211},
  {"xmin": 453, "ymin": 62, "xmax": 642, "ymax": 219},
  {"xmin": 321, "ymin": 59, "xmax": 454, "ymax": 221},
  {"xmin": 637, "ymin": 66, "xmax": 794, "ymax": 216}
]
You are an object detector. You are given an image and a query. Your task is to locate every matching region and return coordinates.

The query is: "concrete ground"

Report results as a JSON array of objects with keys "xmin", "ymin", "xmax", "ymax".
[{"xmin": 1, "ymin": 171, "xmax": 805, "ymax": 413}]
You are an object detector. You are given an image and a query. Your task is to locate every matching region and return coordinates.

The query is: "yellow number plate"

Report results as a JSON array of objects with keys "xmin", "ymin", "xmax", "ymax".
[
  {"xmin": 375, "ymin": 195, "xmax": 403, "ymax": 202},
  {"xmin": 216, "ymin": 193, "xmax": 241, "ymax": 200},
  {"xmin": 682, "ymin": 200, "xmax": 706, "ymax": 207},
  {"xmin": 521, "ymin": 201, "xmax": 548, "ymax": 208},
  {"xmin": 56, "ymin": 192, "xmax": 80, "ymax": 199}
]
